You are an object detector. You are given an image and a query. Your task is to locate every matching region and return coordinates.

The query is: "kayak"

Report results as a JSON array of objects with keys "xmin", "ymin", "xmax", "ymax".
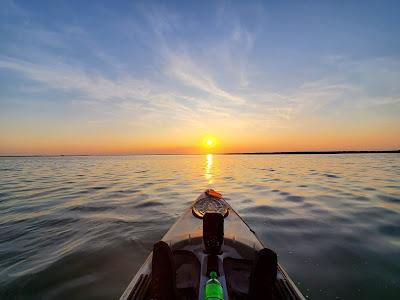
[{"xmin": 120, "ymin": 189, "xmax": 305, "ymax": 300}]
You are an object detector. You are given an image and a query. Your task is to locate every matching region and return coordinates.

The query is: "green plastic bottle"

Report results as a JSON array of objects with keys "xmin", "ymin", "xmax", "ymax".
[{"xmin": 204, "ymin": 271, "xmax": 224, "ymax": 300}]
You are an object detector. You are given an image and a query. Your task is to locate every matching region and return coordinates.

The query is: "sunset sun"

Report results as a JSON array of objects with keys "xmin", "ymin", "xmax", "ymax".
[{"xmin": 202, "ymin": 136, "xmax": 217, "ymax": 151}]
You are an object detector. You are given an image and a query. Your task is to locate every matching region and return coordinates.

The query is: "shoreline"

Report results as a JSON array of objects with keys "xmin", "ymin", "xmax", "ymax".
[{"xmin": 1, "ymin": 150, "xmax": 399, "ymax": 157}]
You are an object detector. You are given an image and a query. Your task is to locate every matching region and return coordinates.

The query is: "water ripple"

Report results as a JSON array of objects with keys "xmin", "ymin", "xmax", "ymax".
[{"xmin": 0, "ymin": 154, "xmax": 399, "ymax": 300}]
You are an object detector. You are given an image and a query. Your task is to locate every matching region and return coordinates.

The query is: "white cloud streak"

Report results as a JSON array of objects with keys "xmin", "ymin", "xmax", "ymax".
[{"xmin": 1, "ymin": 3, "xmax": 399, "ymax": 139}]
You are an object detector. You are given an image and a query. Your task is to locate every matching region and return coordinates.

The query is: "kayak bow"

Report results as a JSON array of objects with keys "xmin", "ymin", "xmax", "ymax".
[{"xmin": 120, "ymin": 189, "xmax": 305, "ymax": 300}]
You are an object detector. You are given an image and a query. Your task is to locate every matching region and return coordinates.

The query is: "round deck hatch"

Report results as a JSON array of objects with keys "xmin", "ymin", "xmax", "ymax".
[{"xmin": 192, "ymin": 196, "xmax": 229, "ymax": 219}]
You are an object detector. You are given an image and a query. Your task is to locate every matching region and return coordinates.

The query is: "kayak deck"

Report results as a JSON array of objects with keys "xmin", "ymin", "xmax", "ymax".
[{"xmin": 120, "ymin": 190, "xmax": 305, "ymax": 300}]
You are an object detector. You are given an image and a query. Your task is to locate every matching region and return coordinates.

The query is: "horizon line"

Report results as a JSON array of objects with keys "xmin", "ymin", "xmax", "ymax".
[{"xmin": 1, "ymin": 149, "xmax": 399, "ymax": 157}]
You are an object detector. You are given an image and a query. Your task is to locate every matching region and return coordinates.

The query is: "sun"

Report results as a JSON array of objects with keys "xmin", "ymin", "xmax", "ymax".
[{"xmin": 202, "ymin": 136, "xmax": 217, "ymax": 150}]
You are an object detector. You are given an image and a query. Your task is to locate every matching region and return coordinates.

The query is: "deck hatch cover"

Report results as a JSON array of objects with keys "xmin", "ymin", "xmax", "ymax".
[{"xmin": 192, "ymin": 196, "xmax": 229, "ymax": 219}]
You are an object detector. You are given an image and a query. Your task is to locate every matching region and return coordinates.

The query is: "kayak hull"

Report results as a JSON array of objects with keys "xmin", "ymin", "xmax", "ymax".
[{"xmin": 121, "ymin": 190, "xmax": 305, "ymax": 300}]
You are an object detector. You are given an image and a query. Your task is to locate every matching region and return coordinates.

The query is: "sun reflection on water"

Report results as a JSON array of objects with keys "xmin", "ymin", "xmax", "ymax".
[{"xmin": 205, "ymin": 153, "xmax": 213, "ymax": 184}]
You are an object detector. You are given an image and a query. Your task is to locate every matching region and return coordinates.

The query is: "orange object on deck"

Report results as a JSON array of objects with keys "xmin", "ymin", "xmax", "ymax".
[{"xmin": 206, "ymin": 189, "xmax": 222, "ymax": 199}]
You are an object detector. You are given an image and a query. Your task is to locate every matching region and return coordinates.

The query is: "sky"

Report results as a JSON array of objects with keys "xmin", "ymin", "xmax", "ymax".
[{"xmin": 0, "ymin": 0, "xmax": 399, "ymax": 155}]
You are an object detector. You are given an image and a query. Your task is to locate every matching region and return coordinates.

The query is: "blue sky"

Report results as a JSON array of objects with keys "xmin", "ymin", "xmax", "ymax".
[{"xmin": 0, "ymin": 0, "xmax": 399, "ymax": 154}]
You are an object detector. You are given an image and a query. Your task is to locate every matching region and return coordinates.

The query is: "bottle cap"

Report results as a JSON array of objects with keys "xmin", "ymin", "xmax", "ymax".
[{"xmin": 209, "ymin": 271, "xmax": 218, "ymax": 279}]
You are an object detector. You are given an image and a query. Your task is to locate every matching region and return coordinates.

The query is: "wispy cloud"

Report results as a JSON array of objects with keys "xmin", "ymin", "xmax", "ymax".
[
  {"xmin": 0, "ymin": 56, "xmax": 199, "ymax": 126},
  {"xmin": 165, "ymin": 53, "xmax": 247, "ymax": 105},
  {"xmin": 0, "ymin": 4, "xmax": 291, "ymax": 132}
]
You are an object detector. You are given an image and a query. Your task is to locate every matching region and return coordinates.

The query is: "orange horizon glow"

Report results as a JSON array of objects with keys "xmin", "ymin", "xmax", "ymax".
[{"xmin": 1, "ymin": 127, "xmax": 399, "ymax": 156}]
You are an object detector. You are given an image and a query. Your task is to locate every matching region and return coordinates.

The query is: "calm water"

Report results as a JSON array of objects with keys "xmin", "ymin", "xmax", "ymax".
[{"xmin": 0, "ymin": 154, "xmax": 399, "ymax": 299}]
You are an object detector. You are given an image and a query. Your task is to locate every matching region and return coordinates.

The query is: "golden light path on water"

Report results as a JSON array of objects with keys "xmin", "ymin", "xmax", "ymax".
[{"xmin": 205, "ymin": 153, "xmax": 213, "ymax": 184}]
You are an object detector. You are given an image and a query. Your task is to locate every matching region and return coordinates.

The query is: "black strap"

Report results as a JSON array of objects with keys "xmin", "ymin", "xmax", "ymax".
[
  {"xmin": 203, "ymin": 212, "xmax": 224, "ymax": 254},
  {"xmin": 207, "ymin": 254, "xmax": 219, "ymax": 276}
]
